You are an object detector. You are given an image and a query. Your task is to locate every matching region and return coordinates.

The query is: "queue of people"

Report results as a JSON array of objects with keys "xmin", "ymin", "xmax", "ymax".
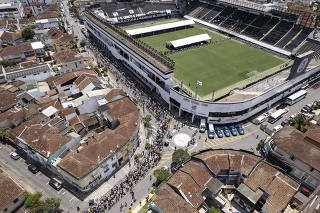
[{"xmin": 85, "ymin": 39, "xmax": 172, "ymax": 213}]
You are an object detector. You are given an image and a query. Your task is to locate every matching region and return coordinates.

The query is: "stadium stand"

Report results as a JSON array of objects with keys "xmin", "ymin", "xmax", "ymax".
[
  {"xmin": 275, "ymin": 25, "xmax": 300, "ymax": 48},
  {"xmin": 201, "ymin": 5, "xmax": 224, "ymax": 22},
  {"xmin": 262, "ymin": 20, "xmax": 294, "ymax": 45},
  {"xmin": 186, "ymin": 1, "xmax": 314, "ymax": 51},
  {"xmin": 296, "ymin": 41, "xmax": 320, "ymax": 61},
  {"xmin": 100, "ymin": 2, "xmax": 178, "ymax": 19},
  {"xmin": 285, "ymin": 27, "xmax": 313, "ymax": 51}
]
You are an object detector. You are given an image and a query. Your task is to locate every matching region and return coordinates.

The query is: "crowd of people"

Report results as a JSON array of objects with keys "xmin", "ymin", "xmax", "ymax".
[{"xmin": 85, "ymin": 39, "xmax": 172, "ymax": 213}]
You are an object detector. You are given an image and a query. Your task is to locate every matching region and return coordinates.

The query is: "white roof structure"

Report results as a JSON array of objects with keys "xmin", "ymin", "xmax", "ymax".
[
  {"xmin": 169, "ymin": 34, "xmax": 211, "ymax": 48},
  {"xmin": 31, "ymin": 41, "xmax": 44, "ymax": 50},
  {"xmin": 126, "ymin": 20, "xmax": 195, "ymax": 36},
  {"xmin": 41, "ymin": 106, "xmax": 58, "ymax": 117},
  {"xmin": 35, "ymin": 18, "xmax": 59, "ymax": 24}
]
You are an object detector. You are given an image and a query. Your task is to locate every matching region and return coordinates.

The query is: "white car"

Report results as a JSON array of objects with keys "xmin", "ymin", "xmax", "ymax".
[
  {"xmin": 10, "ymin": 152, "xmax": 20, "ymax": 160},
  {"xmin": 273, "ymin": 125, "xmax": 283, "ymax": 134}
]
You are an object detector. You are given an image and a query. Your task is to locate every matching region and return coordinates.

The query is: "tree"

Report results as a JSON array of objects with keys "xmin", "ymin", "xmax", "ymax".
[
  {"xmin": 144, "ymin": 114, "xmax": 152, "ymax": 127},
  {"xmin": 22, "ymin": 27, "xmax": 35, "ymax": 40},
  {"xmin": 26, "ymin": 13, "xmax": 33, "ymax": 18},
  {"xmin": 80, "ymin": 40, "xmax": 86, "ymax": 47},
  {"xmin": 0, "ymin": 127, "xmax": 9, "ymax": 140},
  {"xmin": 208, "ymin": 206, "xmax": 221, "ymax": 213},
  {"xmin": 24, "ymin": 192, "xmax": 43, "ymax": 211},
  {"xmin": 290, "ymin": 114, "xmax": 310, "ymax": 132},
  {"xmin": 172, "ymin": 149, "xmax": 190, "ymax": 165},
  {"xmin": 43, "ymin": 198, "xmax": 61, "ymax": 213},
  {"xmin": 154, "ymin": 167, "xmax": 170, "ymax": 186}
]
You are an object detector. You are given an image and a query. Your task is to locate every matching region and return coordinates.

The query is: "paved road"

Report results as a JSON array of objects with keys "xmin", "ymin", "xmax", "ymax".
[{"xmin": 0, "ymin": 144, "xmax": 86, "ymax": 212}]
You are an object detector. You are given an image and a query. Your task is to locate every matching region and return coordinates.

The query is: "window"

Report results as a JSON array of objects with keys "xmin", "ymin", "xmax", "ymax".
[
  {"xmin": 310, "ymin": 168, "xmax": 314, "ymax": 172},
  {"xmin": 112, "ymin": 163, "xmax": 116, "ymax": 168},
  {"xmin": 290, "ymin": 156, "xmax": 295, "ymax": 161}
]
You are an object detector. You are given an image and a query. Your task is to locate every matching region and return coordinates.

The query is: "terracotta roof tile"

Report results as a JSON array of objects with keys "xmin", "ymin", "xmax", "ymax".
[
  {"xmin": 0, "ymin": 172, "xmax": 23, "ymax": 211},
  {"xmin": 0, "ymin": 90, "xmax": 19, "ymax": 111}
]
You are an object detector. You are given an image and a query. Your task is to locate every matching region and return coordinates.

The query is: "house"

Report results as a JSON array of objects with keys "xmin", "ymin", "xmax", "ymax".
[
  {"xmin": 0, "ymin": 90, "xmax": 19, "ymax": 112},
  {"xmin": 53, "ymin": 50, "xmax": 87, "ymax": 74},
  {"xmin": 29, "ymin": 1, "xmax": 44, "ymax": 16},
  {"xmin": 0, "ymin": 42, "xmax": 34, "ymax": 63},
  {"xmin": 264, "ymin": 125, "xmax": 320, "ymax": 193},
  {"xmin": 9, "ymin": 108, "xmax": 80, "ymax": 169},
  {"xmin": 0, "ymin": 1, "xmax": 24, "ymax": 20},
  {"xmin": 2, "ymin": 63, "xmax": 53, "ymax": 83},
  {"xmin": 74, "ymin": 73, "xmax": 105, "ymax": 93},
  {"xmin": 56, "ymin": 95, "xmax": 140, "ymax": 193},
  {"xmin": 151, "ymin": 149, "xmax": 302, "ymax": 213},
  {"xmin": 30, "ymin": 41, "xmax": 45, "ymax": 57},
  {"xmin": 35, "ymin": 18, "xmax": 59, "ymax": 30},
  {"xmin": 0, "ymin": 171, "xmax": 25, "ymax": 213},
  {"xmin": 0, "ymin": 31, "xmax": 24, "ymax": 46}
]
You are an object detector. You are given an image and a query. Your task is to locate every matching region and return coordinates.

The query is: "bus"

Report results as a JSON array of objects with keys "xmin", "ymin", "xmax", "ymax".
[
  {"xmin": 268, "ymin": 109, "xmax": 288, "ymax": 124},
  {"xmin": 286, "ymin": 90, "xmax": 307, "ymax": 106}
]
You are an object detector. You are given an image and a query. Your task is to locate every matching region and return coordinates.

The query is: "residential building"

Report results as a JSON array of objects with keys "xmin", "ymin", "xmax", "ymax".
[
  {"xmin": 151, "ymin": 149, "xmax": 303, "ymax": 213},
  {"xmin": 56, "ymin": 95, "xmax": 140, "ymax": 192},
  {"xmin": 0, "ymin": 42, "xmax": 34, "ymax": 63},
  {"xmin": 53, "ymin": 50, "xmax": 87, "ymax": 74},
  {"xmin": 0, "ymin": 1, "xmax": 24, "ymax": 20},
  {"xmin": 0, "ymin": 90, "xmax": 19, "ymax": 112},
  {"xmin": 2, "ymin": 63, "xmax": 53, "ymax": 82},
  {"xmin": 9, "ymin": 105, "xmax": 81, "ymax": 170},
  {"xmin": 35, "ymin": 18, "xmax": 59, "ymax": 30},
  {"xmin": 0, "ymin": 31, "xmax": 24, "ymax": 46},
  {"xmin": 264, "ymin": 125, "xmax": 320, "ymax": 193},
  {"xmin": 0, "ymin": 171, "xmax": 25, "ymax": 213}
]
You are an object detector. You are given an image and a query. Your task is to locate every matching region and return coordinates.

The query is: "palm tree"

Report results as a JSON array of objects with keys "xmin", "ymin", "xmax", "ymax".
[{"xmin": 290, "ymin": 114, "xmax": 309, "ymax": 132}]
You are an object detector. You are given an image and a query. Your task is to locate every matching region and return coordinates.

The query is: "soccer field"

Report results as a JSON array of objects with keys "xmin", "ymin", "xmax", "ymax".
[
  {"xmin": 170, "ymin": 40, "xmax": 285, "ymax": 97},
  {"xmin": 134, "ymin": 23, "xmax": 285, "ymax": 97},
  {"xmin": 139, "ymin": 25, "xmax": 225, "ymax": 52}
]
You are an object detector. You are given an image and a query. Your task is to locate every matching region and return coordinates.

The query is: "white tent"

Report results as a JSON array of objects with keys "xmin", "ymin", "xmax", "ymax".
[
  {"xmin": 169, "ymin": 34, "xmax": 211, "ymax": 48},
  {"xmin": 126, "ymin": 20, "xmax": 195, "ymax": 36}
]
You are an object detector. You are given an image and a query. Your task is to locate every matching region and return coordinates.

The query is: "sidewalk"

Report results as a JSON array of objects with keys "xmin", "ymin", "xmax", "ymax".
[
  {"xmin": 132, "ymin": 192, "xmax": 155, "ymax": 213},
  {"xmin": 85, "ymin": 119, "xmax": 148, "ymax": 201}
]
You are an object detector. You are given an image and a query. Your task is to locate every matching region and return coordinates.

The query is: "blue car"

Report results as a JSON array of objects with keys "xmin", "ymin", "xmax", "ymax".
[
  {"xmin": 215, "ymin": 127, "xmax": 223, "ymax": 138},
  {"xmin": 235, "ymin": 124, "xmax": 245, "ymax": 135},
  {"xmin": 223, "ymin": 126, "xmax": 231, "ymax": 137},
  {"xmin": 229, "ymin": 126, "xmax": 238, "ymax": 136}
]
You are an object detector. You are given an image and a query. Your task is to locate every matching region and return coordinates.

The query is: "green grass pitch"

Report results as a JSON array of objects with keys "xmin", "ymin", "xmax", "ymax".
[
  {"xmin": 138, "ymin": 25, "xmax": 285, "ymax": 97},
  {"xmin": 139, "ymin": 25, "xmax": 225, "ymax": 52}
]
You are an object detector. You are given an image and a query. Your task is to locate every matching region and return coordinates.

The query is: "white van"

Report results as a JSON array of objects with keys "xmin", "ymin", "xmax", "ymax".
[
  {"xmin": 273, "ymin": 125, "xmax": 283, "ymax": 134},
  {"xmin": 253, "ymin": 115, "xmax": 267, "ymax": 125},
  {"xmin": 199, "ymin": 119, "xmax": 206, "ymax": 133},
  {"xmin": 208, "ymin": 122, "xmax": 215, "ymax": 139}
]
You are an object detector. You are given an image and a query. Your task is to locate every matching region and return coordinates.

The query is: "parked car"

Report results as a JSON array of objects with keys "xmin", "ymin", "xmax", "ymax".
[
  {"xmin": 301, "ymin": 106, "xmax": 311, "ymax": 113},
  {"xmin": 276, "ymin": 103, "xmax": 288, "ymax": 110},
  {"xmin": 228, "ymin": 126, "xmax": 237, "ymax": 136},
  {"xmin": 208, "ymin": 122, "xmax": 215, "ymax": 139},
  {"xmin": 223, "ymin": 126, "xmax": 231, "ymax": 137},
  {"xmin": 199, "ymin": 119, "xmax": 206, "ymax": 133},
  {"xmin": 10, "ymin": 152, "xmax": 20, "ymax": 160},
  {"xmin": 235, "ymin": 124, "xmax": 245, "ymax": 135},
  {"xmin": 49, "ymin": 178, "xmax": 63, "ymax": 191},
  {"xmin": 281, "ymin": 119, "xmax": 289, "ymax": 126},
  {"xmin": 215, "ymin": 127, "xmax": 223, "ymax": 138},
  {"xmin": 170, "ymin": 162, "xmax": 180, "ymax": 174},
  {"xmin": 28, "ymin": 165, "xmax": 39, "ymax": 174},
  {"xmin": 273, "ymin": 125, "xmax": 283, "ymax": 134}
]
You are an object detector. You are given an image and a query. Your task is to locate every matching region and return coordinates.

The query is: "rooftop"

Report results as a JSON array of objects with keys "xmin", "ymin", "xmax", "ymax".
[
  {"xmin": 58, "ymin": 96, "xmax": 139, "ymax": 179},
  {"xmin": 0, "ymin": 172, "xmax": 24, "ymax": 211},
  {"xmin": 273, "ymin": 126, "xmax": 320, "ymax": 171},
  {"xmin": 153, "ymin": 149, "xmax": 299, "ymax": 213},
  {"xmin": 0, "ymin": 90, "xmax": 19, "ymax": 111},
  {"xmin": 86, "ymin": 11, "xmax": 173, "ymax": 74}
]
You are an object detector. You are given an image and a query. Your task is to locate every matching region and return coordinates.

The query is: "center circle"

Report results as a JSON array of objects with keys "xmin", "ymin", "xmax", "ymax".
[{"xmin": 173, "ymin": 133, "xmax": 191, "ymax": 147}]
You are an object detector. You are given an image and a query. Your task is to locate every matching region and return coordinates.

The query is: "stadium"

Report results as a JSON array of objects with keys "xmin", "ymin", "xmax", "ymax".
[{"xmin": 84, "ymin": 0, "xmax": 320, "ymax": 124}]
